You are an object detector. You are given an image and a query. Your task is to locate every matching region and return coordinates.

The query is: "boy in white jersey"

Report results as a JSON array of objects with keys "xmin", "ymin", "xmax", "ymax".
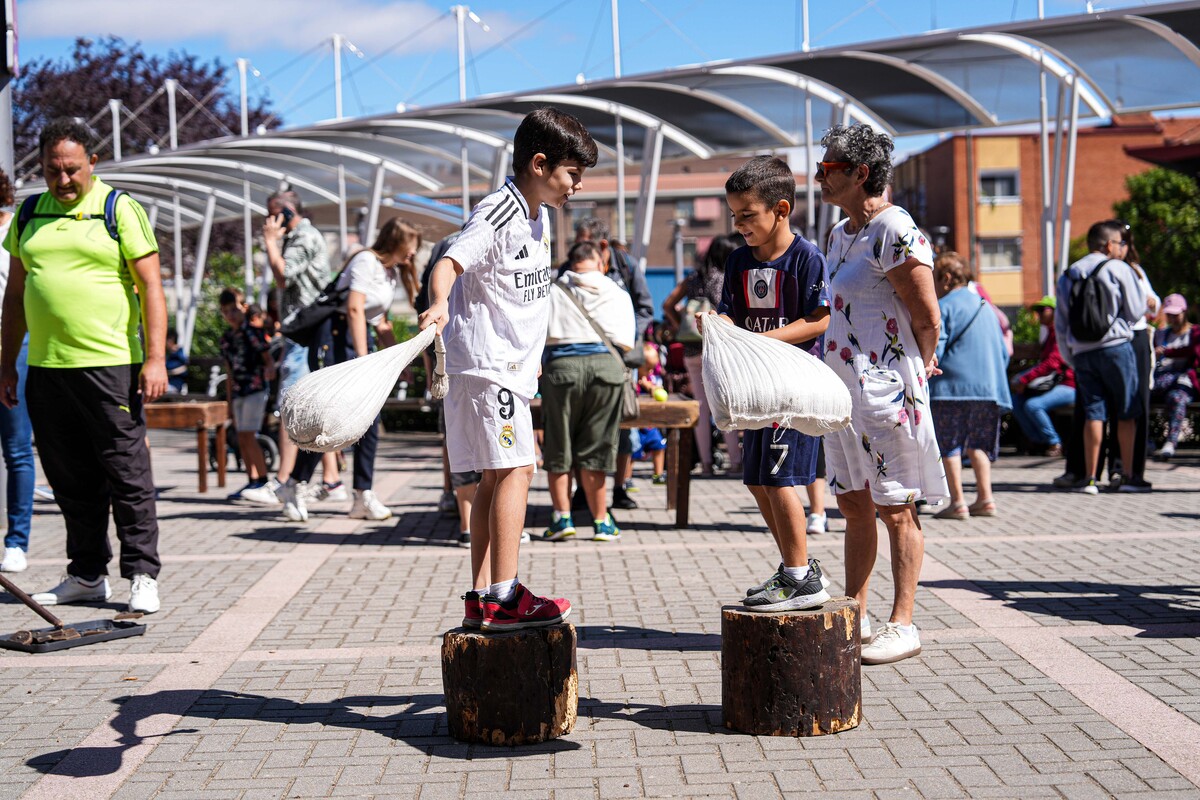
[{"xmin": 418, "ymin": 108, "xmax": 598, "ymax": 632}]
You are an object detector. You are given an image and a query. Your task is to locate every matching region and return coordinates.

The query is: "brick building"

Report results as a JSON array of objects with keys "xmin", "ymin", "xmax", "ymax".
[{"xmin": 892, "ymin": 114, "xmax": 1199, "ymax": 308}]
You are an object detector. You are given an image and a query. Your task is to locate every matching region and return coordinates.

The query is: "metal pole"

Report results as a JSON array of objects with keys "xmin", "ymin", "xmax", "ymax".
[
  {"xmin": 172, "ymin": 188, "xmax": 184, "ymax": 328},
  {"xmin": 337, "ymin": 161, "xmax": 349, "ymax": 254},
  {"xmin": 802, "ymin": 1, "xmax": 815, "ymax": 241},
  {"xmin": 453, "ymin": 7, "xmax": 470, "ymax": 222},
  {"xmin": 332, "ymin": 34, "xmax": 343, "ymax": 120},
  {"xmin": 631, "ymin": 126, "xmax": 663, "ymax": 272},
  {"xmin": 1058, "ymin": 77, "xmax": 1081, "ymax": 272},
  {"xmin": 672, "ymin": 219, "xmax": 685, "ymax": 283},
  {"xmin": 0, "ymin": 83, "xmax": 12, "ymax": 181},
  {"xmin": 965, "ymin": 131, "xmax": 977, "ymax": 273},
  {"xmin": 612, "ymin": 0, "xmax": 627, "ymax": 243},
  {"xmin": 236, "ymin": 58, "xmax": 249, "ymax": 137},
  {"xmin": 109, "ymin": 99, "xmax": 122, "ymax": 162},
  {"xmin": 243, "ymin": 179, "xmax": 253, "ymax": 297},
  {"xmin": 184, "ymin": 194, "xmax": 217, "ymax": 352},
  {"xmin": 165, "ymin": 79, "xmax": 178, "ymax": 149},
  {"xmin": 365, "ymin": 164, "xmax": 386, "ymax": 246}
]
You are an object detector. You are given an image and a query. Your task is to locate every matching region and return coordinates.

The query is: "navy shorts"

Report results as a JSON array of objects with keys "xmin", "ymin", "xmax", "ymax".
[
  {"xmin": 742, "ymin": 426, "xmax": 820, "ymax": 487},
  {"xmin": 1074, "ymin": 342, "xmax": 1141, "ymax": 421}
]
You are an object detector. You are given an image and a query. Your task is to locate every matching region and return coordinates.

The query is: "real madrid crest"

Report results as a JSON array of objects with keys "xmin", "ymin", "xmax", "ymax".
[{"xmin": 498, "ymin": 424, "xmax": 515, "ymax": 449}]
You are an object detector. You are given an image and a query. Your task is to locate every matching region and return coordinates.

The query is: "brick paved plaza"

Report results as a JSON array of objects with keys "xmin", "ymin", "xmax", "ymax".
[{"xmin": 1, "ymin": 429, "xmax": 1198, "ymax": 799}]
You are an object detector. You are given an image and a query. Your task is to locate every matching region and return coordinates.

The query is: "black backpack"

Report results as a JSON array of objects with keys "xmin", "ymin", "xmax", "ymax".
[
  {"xmin": 1068, "ymin": 258, "xmax": 1116, "ymax": 342},
  {"xmin": 17, "ymin": 189, "xmax": 125, "ymax": 244}
]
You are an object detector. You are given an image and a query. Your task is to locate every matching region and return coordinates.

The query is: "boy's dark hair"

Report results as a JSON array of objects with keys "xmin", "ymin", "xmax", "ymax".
[
  {"xmin": 166, "ymin": 327, "xmax": 179, "ymax": 342},
  {"xmin": 819, "ymin": 123, "xmax": 895, "ymax": 197},
  {"xmin": 566, "ymin": 240, "xmax": 600, "ymax": 269},
  {"xmin": 1087, "ymin": 220, "xmax": 1127, "ymax": 252},
  {"xmin": 218, "ymin": 287, "xmax": 244, "ymax": 307},
  {"xmin": 0, "ymin": 168, "xmax": 12, "ymax": 207},
  {"xmin": 512, "ymin": 107, "xmax": 598, "ymax": 175},
  {"xmin": 725, "ymin": 156, "xmax": 795, "ymax": 212},
  {"xmin": 39, "ymin": 117, "xmax": 98, "ymax": 158}
]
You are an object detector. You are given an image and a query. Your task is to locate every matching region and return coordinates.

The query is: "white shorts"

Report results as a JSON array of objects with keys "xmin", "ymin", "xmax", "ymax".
[
  {"xmin": 232, "ymin": 390, "xmax": 269, "ymax": 434},
  {"xmin": 444, "ymin": 374, "xmax": 536, "ymax": 473}
]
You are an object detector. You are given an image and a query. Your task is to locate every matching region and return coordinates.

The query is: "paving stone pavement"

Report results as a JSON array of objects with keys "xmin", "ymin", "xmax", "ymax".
[{"xmin": 1, "ymin": 428, "xmax": 1198, "ymax": 799}]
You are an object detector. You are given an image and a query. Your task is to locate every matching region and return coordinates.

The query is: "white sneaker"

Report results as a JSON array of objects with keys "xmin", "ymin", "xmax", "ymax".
[
  {"xmin": 349, "ymin": 489, "xmax": 392, "ymax": 520},
  {"xmin": 128, "ymin": 573, "xmax": 160, "ymax": 614},
  {"xmin": 306, "ymin": 481, "xmax": 350, "ymax": 503},
  {"xmin": 860, "ymin": 613, "xmax": 873, "ymax": 644},
  {"xmin": 805, "ymin": 512, "xmax": 827, "ymax": 535},
  {"xmin": 239, "ymin": 482, "xmax": 279, "ymax": 505},
  {"xmin": 31, "ymin": 575, "xmax": 111, "ymax": 606},
  {"xmin": 33, "ymin": 485, "xmax": 55, "ymax": 502},
  {"xmin": 1158, "ymin": 442, "xmax": 1176, "ymax": 460},
  {"xmin": 279, "ymin": 480, "xmax": 308, "ymax": 522},
  {"xmin": 861, "ymin": 622, "xmax": 921, "ymax": 665},
  {"xmin": 241, "ymin": 478, "xmax": 281, "ymax": 506},
  {"xmin": 1, "ymin": 547, "xmax": 27, "ymax": 573}
]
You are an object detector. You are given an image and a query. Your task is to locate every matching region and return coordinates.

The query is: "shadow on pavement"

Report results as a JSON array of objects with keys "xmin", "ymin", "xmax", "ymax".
[
  {"xmin": 580, "ymin": 697, "xmax": 728, "ymax": 735},
  {"xmin": 575, "ymin": 624, "xmax": 720, "ymax": 651},
  {"xmin": 27, "ymin": 689, "xmax": 581, "ymax": 776},
  {"xmin": 923, "ymin": 578, "xmax": 1200, "ymax": 635}
]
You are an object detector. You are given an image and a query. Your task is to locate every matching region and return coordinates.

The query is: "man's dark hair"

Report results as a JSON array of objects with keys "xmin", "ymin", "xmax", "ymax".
[
  {"xmin": 725, "ymin": 155, "xmax": 795, "ymax": 212},
  {"xmin": 39, "ymin": 117, "xmax": 98, "ymax": 158},
  {"xmin": 1087, "ymin": 220, "xmax": 1127, "ymax": 252},
  {"xmin": 574, "ymin": 216, "xmax": 608, "ymax": 243},
  {"xmin": 819, "ymin": 123, "xmax": 895, "ymax": 197},
  {"xmin": 566, "ymin": 240, "xmax": 600, "ymax": 269},
  {"xmin": 512, "ymin": 107, "xmax": 598, "ymax": 175},
  {"xmin": 267, "ymin": 189, "xmax": 305, "ymax": 215},
  {"xmin": 0, "ymin": 168, "xmax": 12, "ymax": 207},
  {"xmin": 218, "ymin": 287, "xmax": 244, "ymax": 307}
]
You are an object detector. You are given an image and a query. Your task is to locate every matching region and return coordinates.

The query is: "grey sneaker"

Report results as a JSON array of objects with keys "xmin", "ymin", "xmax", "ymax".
[
  {"xmin": 1051, "ymin": 472, "xmax": 1079, "ymax": 489},
  {"xmin": 743, "ymin": 564, "xmax": 831, "ymax": 613},
  {"xmin": 31, "ymin": 574, "xmax": 111, "ymax": 606},
  {"xmin": 438, "ymin": 490, "xmax": 458, "ymax": 515},
  {"xmin": 279, "ymin": 480, "xmax": 308, "ymax": 522},
  {"xmin": 746, "ymin": 559, "xmax": 831, "ymax": 596}
]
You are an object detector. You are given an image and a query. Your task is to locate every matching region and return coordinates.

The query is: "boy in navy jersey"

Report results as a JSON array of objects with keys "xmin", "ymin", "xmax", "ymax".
[
  {"xmin": 419, "ymin": 109, "xmax": 598, "ymax": 631},
  {"xmin": 712, "ymin": 156, "xmax": 833, "ymax": 611}
]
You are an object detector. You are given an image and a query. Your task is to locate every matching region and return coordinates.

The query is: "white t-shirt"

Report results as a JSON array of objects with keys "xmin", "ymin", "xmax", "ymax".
[
  {"xmin": 443, "ymin": 179, "xmax": 551, "ymax": 398},
  {"xmin": 0, "ymin": 216, "xmax": 11, "ymax": 308},
  {"xmin": 337, "ymin": 249, "xmax": 397, "ymax": 325}
]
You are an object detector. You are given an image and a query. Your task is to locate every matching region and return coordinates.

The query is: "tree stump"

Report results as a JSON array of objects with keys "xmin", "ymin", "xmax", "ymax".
[
  {"xmin": 722, "ymin": 598, "xmax": 861, "ymax": 736},
  {"xmin": 441, "ymin": 623, "xmax": 577, "ymax": 746}
]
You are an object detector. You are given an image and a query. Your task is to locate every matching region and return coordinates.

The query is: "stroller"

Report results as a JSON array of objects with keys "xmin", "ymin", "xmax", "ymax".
[{"xmin": 205, "ymin": 337, "xmax": 284, "ymax": 475}]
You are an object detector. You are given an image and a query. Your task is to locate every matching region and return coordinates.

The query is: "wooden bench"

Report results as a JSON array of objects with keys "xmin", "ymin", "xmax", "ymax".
[
  {"xmin": 144, "ymin": 401, "xmax": 230, "ymax": 493},
  {"xmin": 383, "ymin": 395, "xmax": 701, "ymax": 527}
]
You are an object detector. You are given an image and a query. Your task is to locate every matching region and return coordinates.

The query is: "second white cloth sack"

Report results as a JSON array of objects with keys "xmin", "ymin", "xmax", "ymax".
[
  {"xmin": 701, "ymin": 314, "xmax": 852, "ymax": 435},
  {"xmin": 281, "ymin": 325, "xmax": 436, "ymax": 452}
]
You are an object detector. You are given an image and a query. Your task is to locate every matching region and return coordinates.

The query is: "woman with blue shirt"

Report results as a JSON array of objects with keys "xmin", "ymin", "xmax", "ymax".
[{"xmin": 930, "ymin": 252, "xmax": 1012, "ymax": 520}]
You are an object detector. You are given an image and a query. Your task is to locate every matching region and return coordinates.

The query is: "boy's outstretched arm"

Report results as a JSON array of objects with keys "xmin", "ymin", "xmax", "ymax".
[
  {"xmin": 416, "ymin": 256, "xmax": 464, "ymax": 334},
  {"xmin": 760, "ymin": 306, "xmax": 830, "ymax": 345}
]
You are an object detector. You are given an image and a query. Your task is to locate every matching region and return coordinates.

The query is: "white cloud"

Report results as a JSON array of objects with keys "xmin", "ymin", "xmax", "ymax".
[{"xmin": 20, "ymin": 0, "xmax": 524, "ymax": 55}]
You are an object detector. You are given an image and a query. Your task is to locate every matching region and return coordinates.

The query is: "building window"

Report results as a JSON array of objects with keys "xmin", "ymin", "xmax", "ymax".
[
  {"xmin": 979, "ymin": 171, "xmax": 1019, "ymax": 202},
  {"xmin": 674, "ymin": 199, "xmax": 694, "ymax": 221},
  {"xmin": 978, "ymin": 237, "xmax": 1022, "ymax": 272}
]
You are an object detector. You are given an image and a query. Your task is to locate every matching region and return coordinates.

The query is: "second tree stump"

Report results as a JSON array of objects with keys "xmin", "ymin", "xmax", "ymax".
[
  {"xmin": 722, "ymin": 598, "xmax": 861, "ymax": 736},
  {"xmin": 441, "ymin": 623, "xmax": 577, "ymax": 746}
]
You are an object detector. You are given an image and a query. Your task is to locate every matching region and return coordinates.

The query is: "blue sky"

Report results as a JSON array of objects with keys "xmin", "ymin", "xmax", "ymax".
[{"xmin": 18, "ymin": 0, "xmax": 1157, "ymax": 136}]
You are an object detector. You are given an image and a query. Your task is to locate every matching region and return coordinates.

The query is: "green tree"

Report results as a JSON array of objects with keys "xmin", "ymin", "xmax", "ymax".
[
  {"xmin": 1113, "ymin": 168, "xmax": 1200, "ymax": 303},
  {"xmin": 190, "ymin": 252, "xmax": 249, "ymax": 359}
]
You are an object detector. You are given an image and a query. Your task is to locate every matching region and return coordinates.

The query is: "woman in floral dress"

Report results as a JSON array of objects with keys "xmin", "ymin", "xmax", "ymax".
[{"xmin": 817, "ymin": 123, "xmax": 948, "ymax": 666}]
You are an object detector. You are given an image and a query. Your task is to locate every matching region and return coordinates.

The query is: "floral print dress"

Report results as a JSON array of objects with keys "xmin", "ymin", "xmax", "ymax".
[{"xmin": 822, "ymin": 206, "xmax": 949, "ymax": 506}]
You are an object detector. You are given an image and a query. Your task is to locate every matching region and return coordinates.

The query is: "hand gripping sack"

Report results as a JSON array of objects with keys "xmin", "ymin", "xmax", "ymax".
[
  {"xmin": 701, "ymin": 315, "xmax": 852, "ymax": 435},
  {"xmin": 281, "ymin": 325, "xmax": 435, "ymax": 452}
]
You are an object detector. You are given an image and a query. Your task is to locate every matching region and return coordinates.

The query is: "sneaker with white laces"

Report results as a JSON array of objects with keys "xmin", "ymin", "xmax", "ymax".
[
  {"xmin": 307, "ymin": 481, "xmax": 349, "ymax": 503},
  {"xmin": 278, "ymin": 480, "xmax": 308, "ymax": 521},
  {"xmin": 241, "ymin": 477, "xmax": 281, "ymax": 506},
  {"xmin": 861, "ymin": 621, "xmax": 921, "ymax": 664},
  {"xmin": 349, "ymin": 489, "xmax": 392, "ymax": 520},
  {"xmin": 128, "ymin": 573, "xmax": 160, "ymax": 614},
  {"xmin": 806, "ymin": 512, "xmax": 828, "ymax": 535},
  {"xmin": 746, "ymin": 559, "xmax": 831, "ymax": 596},
  {"xmin": 1, "ymin": 547, "xmax": 27, "ymax": 573},
  {"xmin": 31, "ymin": 574, "xmax": 111, "ymax": 606},
  {"xmin": 860, "ymin": 613, "xmax": 873, "ymax": 644}
]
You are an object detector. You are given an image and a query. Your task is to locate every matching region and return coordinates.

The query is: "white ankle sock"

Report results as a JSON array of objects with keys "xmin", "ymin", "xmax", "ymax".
[
  {"xmin": 552, "ymin": 510, "xmax": 571, "ymax": 523},
  {"xmin": 489, "ymin": 578, "xmax": 518, "ymax": 602},
  {"xmin": 781, "ymin": 565, "xmax": 811, "ymax": 581}
]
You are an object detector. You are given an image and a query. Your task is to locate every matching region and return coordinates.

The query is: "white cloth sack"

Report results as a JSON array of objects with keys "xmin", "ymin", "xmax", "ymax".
[
  {"xmin": 701, "ymin": 314, "xmax": 852, "ymax": 434},
  {"xmin": 281, "ymin": 325, "xmax": 435, "ymax": 452}
]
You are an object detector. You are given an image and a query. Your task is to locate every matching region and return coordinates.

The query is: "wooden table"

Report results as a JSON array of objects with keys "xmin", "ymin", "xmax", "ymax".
[
  {"xmin": 144, "ymin": 401, "xmax": 230, "ymax": 492},
  {"xmin": 384, "ymin": 395, "xmax": 701, "ymax": 527}
]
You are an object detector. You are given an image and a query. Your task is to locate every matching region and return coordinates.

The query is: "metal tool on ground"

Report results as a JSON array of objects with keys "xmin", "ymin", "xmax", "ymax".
[{"xmin": 0, "ymin": 573, "xmax": 146, "ymax": 653}]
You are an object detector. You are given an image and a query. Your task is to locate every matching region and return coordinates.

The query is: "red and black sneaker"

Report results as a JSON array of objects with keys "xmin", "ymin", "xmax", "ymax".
[
  {"xmin": 480, "ymin": 584, "xmax": 571, "ymax": 632},
  {"xmin": 461, "ymin": 591, "xmax": 483, "ymax": 629}
]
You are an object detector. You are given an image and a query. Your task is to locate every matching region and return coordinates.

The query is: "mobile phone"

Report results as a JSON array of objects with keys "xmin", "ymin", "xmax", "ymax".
[{"xmin": 278, "ymin": 207, "xmax": 295, "ymax": 227}]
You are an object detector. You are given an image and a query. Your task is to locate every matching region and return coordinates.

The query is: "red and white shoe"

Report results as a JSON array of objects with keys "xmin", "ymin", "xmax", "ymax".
[
  {"xmin": 461, "ymin": 591, "xmax": 483, "ymax": 629},
  {"xmin": 480, "ymin": 584, "xmax": 571, "ymax": 632}
]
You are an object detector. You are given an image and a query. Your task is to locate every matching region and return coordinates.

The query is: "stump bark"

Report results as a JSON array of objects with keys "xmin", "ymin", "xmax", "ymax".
[
  {"xmin": 441, "ymin": 623, "xmax": 577, "ymax": 746},
  {"xmin": 722, "ymin": 598, "xmax": 861, "ymax": 736}
]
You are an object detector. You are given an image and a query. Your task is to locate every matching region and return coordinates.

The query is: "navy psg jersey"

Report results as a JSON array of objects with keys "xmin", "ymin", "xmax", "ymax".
[{"xmin": 718, "ymin": 234, "xmax": 830, "ymax": 356}]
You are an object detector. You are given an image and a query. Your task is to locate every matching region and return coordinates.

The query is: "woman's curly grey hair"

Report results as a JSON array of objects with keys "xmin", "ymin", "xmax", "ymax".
[{"xmin": 820, "ymin": 124, "xmax": 894, "ymax": 198}]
